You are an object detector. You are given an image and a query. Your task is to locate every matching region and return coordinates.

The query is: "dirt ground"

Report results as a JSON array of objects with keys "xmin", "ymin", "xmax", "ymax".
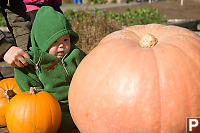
[{"xmin": 107, "ymin": 0, "xmax": 200, "ymax": 19}]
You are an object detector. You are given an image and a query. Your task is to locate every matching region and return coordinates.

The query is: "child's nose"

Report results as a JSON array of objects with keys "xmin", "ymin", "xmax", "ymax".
[{"xmin": 58, "ymin": 43, "xmax": 65, "ymax": 48}]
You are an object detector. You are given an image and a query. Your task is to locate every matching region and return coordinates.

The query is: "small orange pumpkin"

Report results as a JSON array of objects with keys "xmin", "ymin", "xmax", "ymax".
[
  {"xmin": 6, "ymin": 87, "xmax": 61, "ymax": 133},
  {"xmin": 0, "ymin": 78, "xmax": 21, "ymax": 126}
]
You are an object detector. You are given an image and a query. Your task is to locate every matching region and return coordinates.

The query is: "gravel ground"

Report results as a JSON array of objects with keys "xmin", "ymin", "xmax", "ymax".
[
  {"xmin": 61, "ymin": 1, "xmax": 139, "ymax": 11},
  {"xmin": 61, "ymin": 0, "xmax": 200, "ymax": 19}
]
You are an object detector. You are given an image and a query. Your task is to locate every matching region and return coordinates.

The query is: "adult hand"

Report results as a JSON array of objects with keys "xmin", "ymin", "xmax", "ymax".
[{"xmin": 3, "ymin": 46, "xmax": 30, "ymax": 68}]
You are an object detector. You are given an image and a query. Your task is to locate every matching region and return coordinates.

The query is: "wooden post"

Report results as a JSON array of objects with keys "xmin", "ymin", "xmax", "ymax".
[
  {"xmin": 181, "ymin": 0, "xmax": 183, "ymax": 6},
  {"xmin": 82, "ymin": 0, "xmax": 90, "ymax": 4},
  {"xmin": 149, "ymin": 0, "xmax": 151, "ymax": 3}
]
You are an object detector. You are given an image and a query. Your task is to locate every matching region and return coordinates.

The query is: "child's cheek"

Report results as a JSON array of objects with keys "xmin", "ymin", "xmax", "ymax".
[{"xmin": 66, "ymin": 45, "xmax": 71, "ymax": 52}]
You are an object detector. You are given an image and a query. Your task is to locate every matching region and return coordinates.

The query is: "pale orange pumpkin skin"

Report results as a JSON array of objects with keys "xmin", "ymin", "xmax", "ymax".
[
  {"xmin": 69, "ymin": 24, "xmax": 200, "ymax": 133},
  {"xmin": 6, "ymin": 88, "xmax": 61, "ymax": 133},
  {"xmin": 0, "ymin": 78, "xmax": 21, "ymax": 126}
]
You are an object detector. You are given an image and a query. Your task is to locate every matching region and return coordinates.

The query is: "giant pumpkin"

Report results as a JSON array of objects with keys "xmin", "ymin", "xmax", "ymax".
[
  {"xmin": 6, "ymin": 87, "xmax": 61, "ymax": 133},
  {"xmin": 0, "ymin": 78, "xmax": 21, "ymax": 126},
  {"xmin": 68, "ymin": 24, "xmax": 200, "ymax": 133}
]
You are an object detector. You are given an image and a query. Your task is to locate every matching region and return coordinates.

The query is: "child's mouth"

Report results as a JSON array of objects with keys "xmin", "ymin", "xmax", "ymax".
[{"xmin": 57, "ymin": 51, "xmax": 65, "ymax": 57}]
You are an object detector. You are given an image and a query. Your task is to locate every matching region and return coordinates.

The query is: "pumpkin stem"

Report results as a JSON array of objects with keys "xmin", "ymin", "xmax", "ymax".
[
  {"xmin": 30, "ymin": 87, "xmax": 38, "ymax": 94},
  {"xmin": 3, "ymin": 89, "xmax": 16, "ymax": 99},
  {"xmin": 139, "ymin": 33, "xmax": 158, "ymax": 48}
]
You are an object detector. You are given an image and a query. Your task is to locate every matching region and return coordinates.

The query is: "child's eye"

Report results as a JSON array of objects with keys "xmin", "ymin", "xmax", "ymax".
[{"xmin": 64, "ymin": 39, "xmax": 68, "ymax": 42}]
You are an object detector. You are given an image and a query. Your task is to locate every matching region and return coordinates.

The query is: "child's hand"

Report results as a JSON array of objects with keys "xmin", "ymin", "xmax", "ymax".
[{"xmin": 3, "ymin": 46, "xmax": 30, "ymax": 68}]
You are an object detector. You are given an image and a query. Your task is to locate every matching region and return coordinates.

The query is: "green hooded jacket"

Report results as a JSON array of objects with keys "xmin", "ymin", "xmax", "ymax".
[{"xmin": 14, "ymin": 6, "xmax": 86, "ymax": 132}]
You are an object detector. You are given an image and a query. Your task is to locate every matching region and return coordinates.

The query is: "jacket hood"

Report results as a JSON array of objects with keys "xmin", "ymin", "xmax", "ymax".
[{"xmin": 30, "ymin": 6, "xmax": 79, "ymax": 52}]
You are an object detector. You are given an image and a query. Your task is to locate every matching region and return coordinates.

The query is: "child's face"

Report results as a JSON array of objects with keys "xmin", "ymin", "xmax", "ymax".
[{"xmin": 48, "ymin": 35, "xmax": 71, "ymax": 58}]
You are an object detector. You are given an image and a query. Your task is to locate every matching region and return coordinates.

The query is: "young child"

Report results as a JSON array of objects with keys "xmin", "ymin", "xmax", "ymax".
[
  {"xmin": 23, "ymin": 0, "xmax": 64, "ymax": 56},
  {"xmin": 14, "ymin": 6, "xmax": 86, "ymax": 132}
]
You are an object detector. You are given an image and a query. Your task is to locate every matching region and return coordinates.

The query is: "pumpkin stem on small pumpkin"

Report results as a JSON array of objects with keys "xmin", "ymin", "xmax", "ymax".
[
  {"xmin": 3, "ymin": 89, "xmax": 16, "ymax": 99},
  {"xmin": 139, "ymin": 33, "xmax": 158, "ymax": 48},
  {"xmin": 30, "ymin": 87, "xmax": 38, "ymax": 95}
]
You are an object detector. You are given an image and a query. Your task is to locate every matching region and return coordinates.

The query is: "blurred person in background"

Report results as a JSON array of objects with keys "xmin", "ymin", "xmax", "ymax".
[{"xmin": 0, "ymin": 0, "xmax": 31, "ymax": 80}]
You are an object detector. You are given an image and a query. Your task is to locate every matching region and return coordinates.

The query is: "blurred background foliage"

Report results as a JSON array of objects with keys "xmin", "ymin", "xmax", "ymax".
[
  {"xmin": 0, "ymin": 7, "xmax": 166, "ymax": 53},
  {"xmin": 64, "ymin": 8, "xmax": 166, "ymax": 52}
]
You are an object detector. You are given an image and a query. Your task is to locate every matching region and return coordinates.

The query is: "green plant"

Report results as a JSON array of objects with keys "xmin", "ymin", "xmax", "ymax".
[
  {"xmin": 64, "ymin": 8, "xmax": 166, "ymax": 53},
  {"xmin": 0, "ymin": 14, "xmax": 6, "ymax": 27},
  {"xmin": 62, "ymin": 0, "xmax": 74, "ymax": 4},
  {"xmin": 65, "ymin": 9, "xmax": 122, "ymax": 53},
  {"xmin": 90, "ymin": 0, "xmax": 107, "ymax": 4},
  {"xmin": 0, "ymin": 8, "xmax": 166, "ymax": 54},
  {"xmin": 105, "ymin": 8, "xmax": 166, "ymax": 26}
]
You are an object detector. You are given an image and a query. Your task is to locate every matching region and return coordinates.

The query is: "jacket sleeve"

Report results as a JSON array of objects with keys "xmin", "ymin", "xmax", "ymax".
[
  {"xmin": 74, "ymin": 46, "xmax": 86, "ymax": 66},
  {"xmin": 5, "ymin": 9, "xmax": 31, "ymax": 52},
  {"xmin": 14, "ymin": 64, "xmax": 44, "ymax": 92},
  {"xmin": 1, "ymin": 0, "xmax": 31, "ymax": 52},
  {"xmin": 0, "ymin": 30, "xmax": 12, "ymax": 57}
]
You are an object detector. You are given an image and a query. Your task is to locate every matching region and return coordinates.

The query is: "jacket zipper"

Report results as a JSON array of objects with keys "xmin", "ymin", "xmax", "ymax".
[
  {"xmin": 29, "ymin": 52, "xmax": 69, "ymax": 75},
  {"xmin": 28, "ymin": 54, "xmax": 42, "ymax": 73},
  {"xmin": 61, "ymin": 54, "xmax": 69, "ymax": 76}
]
